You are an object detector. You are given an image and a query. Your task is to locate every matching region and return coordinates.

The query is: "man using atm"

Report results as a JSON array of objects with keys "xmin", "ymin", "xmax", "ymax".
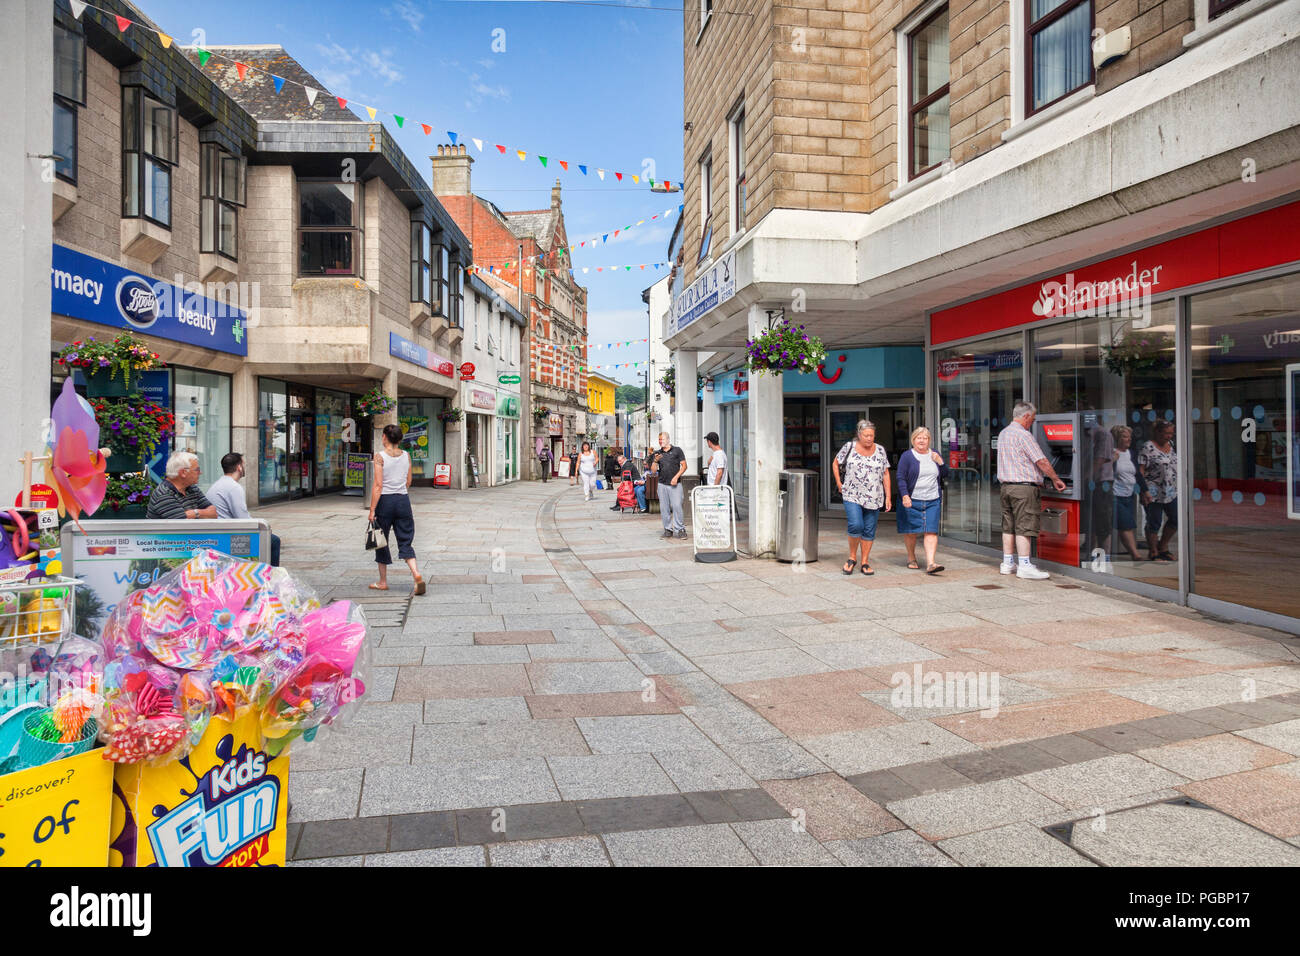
[{"xmin": 996, "ymin": 401, "xmax": 1067, "ymax": 580}]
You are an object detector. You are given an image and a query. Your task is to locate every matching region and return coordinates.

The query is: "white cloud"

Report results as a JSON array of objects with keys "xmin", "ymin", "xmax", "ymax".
[
  {"xmin": 389, "ymin": 0, "xmax": 425, "ymax": 32},
  {"xmin": 362, "ymin": 49, "xmax": 404, "ymax": 85}
]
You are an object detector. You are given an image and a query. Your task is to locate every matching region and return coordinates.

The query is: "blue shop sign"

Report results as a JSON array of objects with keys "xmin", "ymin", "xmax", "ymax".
[
  {"xmin": 51, "ymin": 244, "xmax": 248, "ymax": 356},
  {"xmin": 389, "ymin": 332, "xmax": 455, "ymax": 377}
]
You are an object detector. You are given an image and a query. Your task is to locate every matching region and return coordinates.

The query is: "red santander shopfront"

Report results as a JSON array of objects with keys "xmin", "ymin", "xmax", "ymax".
[{"xmin": 928, "ymin": 200, "xmax": 1300, "ymax": 632}]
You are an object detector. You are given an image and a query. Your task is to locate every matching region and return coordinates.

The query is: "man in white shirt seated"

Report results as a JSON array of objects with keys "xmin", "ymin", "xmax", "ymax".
[{"xmin": 208, "ymin": 452, "xmax": 281, "ymax": 566}]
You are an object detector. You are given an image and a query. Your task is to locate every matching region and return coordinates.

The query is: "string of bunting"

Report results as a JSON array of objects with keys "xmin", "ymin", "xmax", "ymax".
[
  {"xmin": 69, "ymin": 0, "xmax": 683, "ymax": 191},
  {"xmin": 472, "ymin": 261, "xmax": 669, "ymax": 277},
  {"xmin": 468, "ymin": 205, "xmax": 682, "ymax": 271}
]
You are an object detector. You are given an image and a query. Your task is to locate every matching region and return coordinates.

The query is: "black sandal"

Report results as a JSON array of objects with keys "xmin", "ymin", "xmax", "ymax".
[
  {"xmin": 860, "ymin": 564, "xmax": 874, "ymax": 575},
  {"xmin": 907, "ymin": 561, "xmax": 920, "ymax": 570},
  {"xmin": 842, "ymin": 560, "xmax": 857, "ymax": 575},
  {"xmin": 926, "ymin": 564, "xmax": 944, "ymax": 575}
]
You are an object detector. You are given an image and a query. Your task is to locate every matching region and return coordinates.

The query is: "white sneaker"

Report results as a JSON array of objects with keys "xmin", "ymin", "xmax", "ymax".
[
  {"xmin": 999, "ymin": 563, "xmax": 1016, "ymax": 575},
  {"xmin": 1016, "ymin": 564, "xmax": 1050, "ymax": 580}
]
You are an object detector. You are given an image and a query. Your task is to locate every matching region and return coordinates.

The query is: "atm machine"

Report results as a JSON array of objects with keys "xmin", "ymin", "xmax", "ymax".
[{"xmin": 1033, "ymin": 413, "xmax": 1082, "ymax": 566}]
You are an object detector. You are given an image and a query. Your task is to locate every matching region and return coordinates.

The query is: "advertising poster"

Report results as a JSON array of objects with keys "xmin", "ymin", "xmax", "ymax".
[
  {"xmin": 399, "ymin": 415, "xmax": 430, "ymax": 465},
  {"xmin": 111, "ymin": 712, "xmax": 289, "ymax": 867},
  {"xmin": 62, "ymin": 523, "xmax": 265, "ymax": 638},
  {"xmin": 691, "ymin": 485, "xmax": 736, "ymax": 561},
  {"xmin": 344, "ymin": 452, "xmax": 370, "ymax": 490}
]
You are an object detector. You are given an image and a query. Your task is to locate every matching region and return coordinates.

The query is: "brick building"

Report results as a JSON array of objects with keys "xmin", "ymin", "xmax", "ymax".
[
  {"xmin": 669, "ymin": 0, "xmax": 1300, "ymax": 633},
  {"xmin": 432, "ymin": 146, "xmax": 590, "ymax": 478}
]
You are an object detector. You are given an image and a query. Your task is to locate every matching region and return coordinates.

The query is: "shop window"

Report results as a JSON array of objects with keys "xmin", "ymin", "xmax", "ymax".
[
  {"xmin": 201, "ymin": 143, "xmax": 244, "ymax": 259},
  {"xmin": 1030, "ymin": 303, "xmax": 1176, "ymax": 583},
  {"xmin": 53, "ymin": 24, "xmax": 85, "ymax": 184},
  {"xmin": 433, "ymin": 243, "xmax": 450, "ymax": 318},
  {"xmin": 935, "ymin": 332, "xmax": 1025, "ymax": 549},
  {"xmin": 257, "ymin": 379, "xmax": 288, "ymax": 501},
  {"xmin": 1025, "ymin": 0, "xmax": 1093, "ymax": 115},
  {"xmin": 908, "ymin": 6, "xmax": 950, "ymax": 179},
  {"xmin": 174, "ymin": 368, "xmax": 232, "ymax": 486},
  {"xmin": 298, "ymin": 181, "xmax": 362, "ymax": 276},
  {"xmin": 411, "ymin": 222, "xmax": 432, "ymax": 306},
  {"xmin": 1189, "ymin": 272, "xmax": 1300, "ymax": 618},
  {"xmin": 729, "ymin": 105, "xmax": 747, "ymax": 233},
  {"xmin": 122, "ymin": 87, "xmax": 178, "ymax": 226},
  {"xmin": 314, "ymin": 388, "xmax": 350, "ymax": 491}
]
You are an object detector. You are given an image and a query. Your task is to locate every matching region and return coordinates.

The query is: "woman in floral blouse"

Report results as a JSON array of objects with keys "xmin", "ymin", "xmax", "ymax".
[
  {"xmin": 832, "ymin": 420, "xmax": 891, "ymax": 575},
  {"xmin": 1139, "ymin": 419, "xmax": 1178, "ymax": 562}
]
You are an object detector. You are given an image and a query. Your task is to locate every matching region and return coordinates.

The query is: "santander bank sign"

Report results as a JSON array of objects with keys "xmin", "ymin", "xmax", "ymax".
[{"xmin": 1030, "ymin": 260, "xmax": 1164, "ymax": 321}]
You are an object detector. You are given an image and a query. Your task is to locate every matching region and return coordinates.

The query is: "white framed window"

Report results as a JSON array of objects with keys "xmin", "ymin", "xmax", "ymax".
[
  {"xmin": 905, "ymin": 6, "xmax": 950, "ymax": 181},
  {"xmin": 1024, "ymin": 0, "xmax": 1094, "ymax": 116},
  {"xmin": 700, "ymin": 0, "xmax": 713, "ymax": 34},
  {"xmin": 728, "ymin": 103, "xmax": 747, "ymax": 234}
]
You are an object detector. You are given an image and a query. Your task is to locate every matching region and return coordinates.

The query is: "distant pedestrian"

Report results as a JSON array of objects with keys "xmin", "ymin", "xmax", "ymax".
[
  {"xmin": 369, "ymin": 423, "xmax": 425, "ymax": 595},
  {"xmin": 896, "ymin": 427, "xmax": 948, "ymax": 574},
  {"xmin": 578, "ymin": 442, "xmax": 599, "ymax": 500},
  {"xmin": 537, "ymin": 444, "xmax": 551, "ymax": 482},
  {"xmin": 996, "ymin": 401, "xmax": 1066, "ymax": 580},
  {"xmin": 208, "ymin": 452, "xmax": 281, "ymax": 566},
  {"xmin": 655, "ymin": 431, "xmax": 688, "ymax": 539},
  {"xmin": 569, "ymin": 446, "xmax": 578, "ymax": 486},
  {"xmin": 832, "ymin": 420, "xmax": 890, "ymax": 575}
]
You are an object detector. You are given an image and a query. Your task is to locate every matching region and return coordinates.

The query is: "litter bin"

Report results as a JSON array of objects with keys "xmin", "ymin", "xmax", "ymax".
[{"xmin": 777, "ymin": 469, "xmax": 819, "ymax": 562}]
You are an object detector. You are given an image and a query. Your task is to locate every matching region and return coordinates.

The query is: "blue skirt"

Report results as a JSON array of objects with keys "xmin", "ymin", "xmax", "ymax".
[{"xmin": 897, "ymin": 496, "xmax": 941, "ymax": 534}]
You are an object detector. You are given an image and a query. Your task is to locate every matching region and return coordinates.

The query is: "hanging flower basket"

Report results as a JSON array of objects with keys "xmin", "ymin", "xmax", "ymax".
[
  {"xmin": 437, "ymin": 406, "xmax": 463, "ymax": 424},
  {"xmin": 90, "ymin": 396, "xmax": 175, "ymax": 467},
  {"xmin": 532, "ymin": 404, "xmax": 551, "ymax": 422},
  {"xmin": 104, "ymin": 471, "xmax": 154, "ymax": 513},
  {"xmin": 1101, "ymin": 330, "xmax": 1174, "ymax": 377},
  {"xmin": 355, "ymin": 386, "xmax": 397, "ymax": 418},
  {"xmin": 57, "ymin": 333, "xmax": 164, "ymax": 389},
  {"xmin": 658, "ymin": 367, "xmax": 677, "ymax": 398},
  {"xmin": 746, "ymin": 318, "xmax": 827, "ymax": 375}
]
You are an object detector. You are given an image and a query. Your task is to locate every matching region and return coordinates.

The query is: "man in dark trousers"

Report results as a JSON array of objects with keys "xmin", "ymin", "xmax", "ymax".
[{"xmin": 655, "ymin": 432, "xmax": 689, "ymax": 539}]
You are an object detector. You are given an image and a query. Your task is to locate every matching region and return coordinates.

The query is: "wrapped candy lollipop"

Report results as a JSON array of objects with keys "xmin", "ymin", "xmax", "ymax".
[
  {"xmin": 53, "ymin": 687, "xmax": 99, "ymax": 743},
  {"xmin": 100, "ymin": 655, "xmax": 195, "ymax": 764},
  {"xmin": 261, "ymin": 656, "xmax": 347, "ymax": 757},
  {"xmin": 176, "ymin": 670, "xmax": 214, "ymax": 746}
]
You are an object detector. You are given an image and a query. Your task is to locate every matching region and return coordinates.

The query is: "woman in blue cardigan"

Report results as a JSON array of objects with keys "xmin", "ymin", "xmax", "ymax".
[{"xmin": 896, "ymin": 426, "xmax": 949, "ymax": 574}]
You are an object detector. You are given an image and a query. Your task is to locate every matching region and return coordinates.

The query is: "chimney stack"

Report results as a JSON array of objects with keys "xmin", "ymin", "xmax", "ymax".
[
  {"xmin": 431, "ymin": 143, "xmax": 473, "ymax": 196},
  {"xmin": 551, "ymin": 178, "xmax": 561, "ymax": 210}
]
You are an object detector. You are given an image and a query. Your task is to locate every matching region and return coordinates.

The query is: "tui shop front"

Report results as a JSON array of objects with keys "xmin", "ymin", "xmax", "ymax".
[{"xmin": 927, "ymin": 200, "xmax": 1300, "ymax": 632}]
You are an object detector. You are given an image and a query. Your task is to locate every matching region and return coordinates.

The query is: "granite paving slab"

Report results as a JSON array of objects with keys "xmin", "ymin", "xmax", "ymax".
[
  {"xmin": 1018, "ymin": 754, "xmax": 1188, "ymax": 809},
  {"xmin": 730, "ymin": 819, "xmax": 842, "ymax": 866},
  {"xmin": 602, "ymin": 824, "xmax": 758, "ymax": 866},
  {"xmin": 823, "ymin": 830, "xmax": 958, "ymax": 867},
  {"xmin": 885, "ymin": 778, "xmax": 1068, "ymax": 841},
  {"xmin": 576, "ymin": 714, "xmax": 716, "ymax": 753},
  {"xmin": 802, "ymin": 721, "xmax": 983, "ymax": 776},
  {"xmin": 487, "ymin": 837, "xmax": 612, "ymax": 867},
  {"xmin": 410, "ymin": 718, "xmax": 590, "ymax": 763},
  {"xmin": 937, "ymin": 822, "xmax": 1096, "ymax": 866},
  {"xmin": 545, "ymin": 753, "xmax": 679, "ymax": 800},
  {"xmin": 359, "ymin": 759, "xmax": 561, "ymax": 814}
]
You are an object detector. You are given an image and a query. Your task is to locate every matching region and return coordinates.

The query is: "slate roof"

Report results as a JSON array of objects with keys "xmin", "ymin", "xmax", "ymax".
[
  {"xmin": 504, "ymin": 210, "xmax": 557, "ymax": 249},
  {"xmin": 183, "ymin": 45, "xmax": 358, "ymax": 123}
]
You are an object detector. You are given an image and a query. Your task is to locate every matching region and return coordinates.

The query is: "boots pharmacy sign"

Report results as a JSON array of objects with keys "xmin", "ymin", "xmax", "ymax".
[
  {"xmin": 671, "ymin": 249, "xmax": 736, "ymax": 335},
  {"xmin": 50, "ymin": 244, "xmax": 249, "ymax": 356}
]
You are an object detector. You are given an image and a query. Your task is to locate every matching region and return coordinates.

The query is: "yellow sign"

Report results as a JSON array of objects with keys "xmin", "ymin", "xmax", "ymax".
[
  {"xmin": 112, "ymin": 712, "xmax": 289, "ymax": 867},
  {"xmin": 0, "ymin": 748, "xmax": 113, "ymax": 867}
]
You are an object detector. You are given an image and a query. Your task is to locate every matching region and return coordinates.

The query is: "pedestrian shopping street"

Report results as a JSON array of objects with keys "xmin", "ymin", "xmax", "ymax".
[{"xmin": 271, "ymin": 481, "xmax": 1300, "ymax": 866}]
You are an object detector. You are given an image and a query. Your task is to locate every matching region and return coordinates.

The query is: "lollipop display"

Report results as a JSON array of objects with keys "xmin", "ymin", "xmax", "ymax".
[{"xmin": 95, "ymin": 550, "xmax": 369, "ymax": 765}]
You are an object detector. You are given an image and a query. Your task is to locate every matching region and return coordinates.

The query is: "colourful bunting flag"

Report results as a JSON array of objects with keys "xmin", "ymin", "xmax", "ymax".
[
  {"xmin": 615, "ymin": 172, "xmax": 623, "ymax": 182},
  {"xmin": 115, "ymin": 15, "xmax": 131, "ymax": 33},
  {"xmin": 421, "ymin": 123, "xmax": 431, "ymax": 135},
  {"xmin": 305, "ymin": 87, "xmax": 318, "ymax": 107},
  {"xmin": 158, "ymin": 32, "xmax": 173, "ymax": 49},
  {"xmin": 337, "ymin": 97, "xmax": 348, "ymax": 110},
  {"xmin": 273, "ymin": 75, "xmax": 286, "ymax": 94},
  {"xmin": 559, "ymin": 161, "xmax": 568, "ymax": 171},
  {"xmin": 496, "ymin": 144, "xmax": 507, "ymax": 153},
  {"xmin": 366, "ymin": 106, "xmax": 377, "ymax": 120},
  {"xmin": 196, "ymin": 49, "xmax": 211, "ymax": 67},
  {"xmin": 597, "ymin": 169, "xmax": 606, "ymax": 181},
  {"xmin": 579, "ymin": 165, "xmax": 588, "ymax": 175},
  {"xmin": 539, "ymin": 156, "xmax": 548, "ymax": 167},
  {"xmin": 448, "ymin": 131, "xmax": 459, "ymax": 145},
  {"xmin": 472, "ymin": 138, "xmax": 483, "ymax": 151},
  {"xmin": 235, "ymin": 62, "xmax": 248, "ymax": 81},
  {"xmin": 517, "ymin": 150, "xmax": 526, "ymax": 161},
  {"xmin": 394, "ymin": 115, "xmax": 404, "ymax": 127},
  {"xmin": 69, "ymin": 0, "xmax": 86, "ymax": 18}
]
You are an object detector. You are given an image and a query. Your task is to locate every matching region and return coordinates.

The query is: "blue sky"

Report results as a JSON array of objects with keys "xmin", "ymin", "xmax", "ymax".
[{"xmin": 143, "ymin": 0, "xmax": 684, "ymax": 386}]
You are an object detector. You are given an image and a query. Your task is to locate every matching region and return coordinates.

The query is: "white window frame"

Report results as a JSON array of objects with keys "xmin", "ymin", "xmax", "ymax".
[
  {"xmin": 699, "ymin": 0, "xmax": 713, "ymax": 38},
  {"xmin": 728, "ymin": 102, "xmax": 746, "ymax": 236},
  {"xmin": 1185, "ymin": 0, "xmax": 1285, "ymax": 48},
  {"xmin": 698, "ymin": 153, "xmax": 713, "ymax": 264}
]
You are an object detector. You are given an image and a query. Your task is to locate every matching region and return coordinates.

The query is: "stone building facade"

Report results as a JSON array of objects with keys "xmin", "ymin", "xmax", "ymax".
[{"xmin": 432, "ymin": 146, "xmax": 590, "ymax": 478}]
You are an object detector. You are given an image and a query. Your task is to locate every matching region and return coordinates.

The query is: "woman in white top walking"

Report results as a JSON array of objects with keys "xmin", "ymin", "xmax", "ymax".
[
  {"xmin": 369, "ymin": 423, "xmax": 425, "ymax": 595},
  {"xmin": 578, "ymin": 442, "xmax": 599, "ymax": 500}
]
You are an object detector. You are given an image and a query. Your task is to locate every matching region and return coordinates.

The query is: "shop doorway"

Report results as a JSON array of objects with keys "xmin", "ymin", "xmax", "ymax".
[
  {"xmin": 826, "ymin": 404, "xmax": 914, "ymax": 507},
  {"xmin": 287, "ymin": 408, "xmax": 314, "ymax": 499}
]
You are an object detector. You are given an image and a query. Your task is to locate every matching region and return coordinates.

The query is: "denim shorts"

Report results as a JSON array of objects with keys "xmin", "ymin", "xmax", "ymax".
[
  {"xmin": 843, "ymin": 501, "xmax": 879, "ymax": 540},
  {"xmin": 1115, "ymin": 493, "xmax": 1138, "ymax": 531},
  {"xmin": 897, "ymin": 496, "xmax": 941, "ymax": 535}
]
